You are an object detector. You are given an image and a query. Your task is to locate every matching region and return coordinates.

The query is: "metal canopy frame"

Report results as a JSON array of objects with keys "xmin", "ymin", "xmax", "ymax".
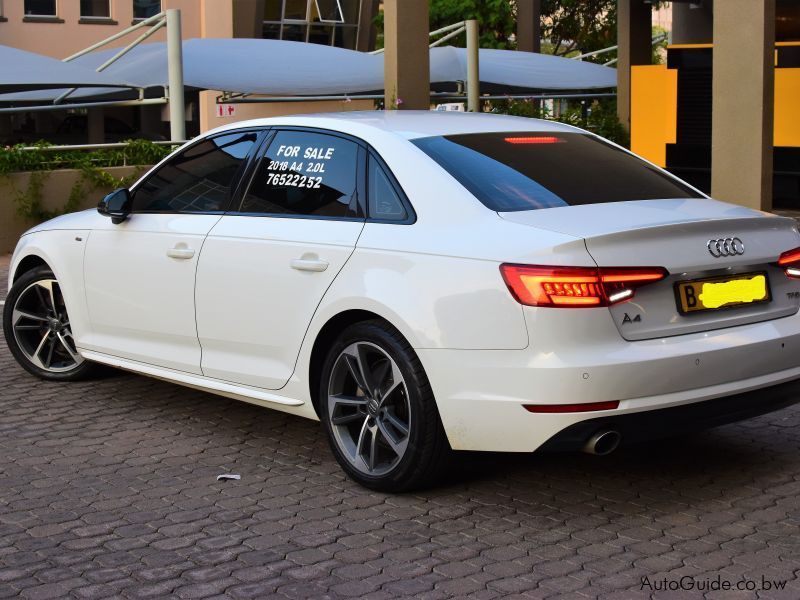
[{"xmin": 0, "ymin": 9, "xmax": 186, "ymax": 141}]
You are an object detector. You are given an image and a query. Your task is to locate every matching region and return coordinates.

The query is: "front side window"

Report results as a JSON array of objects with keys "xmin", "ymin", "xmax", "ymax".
[
  {"xmin": 80, "ymin": 0, "xmax": 110, "ymax": 18},
  {"xmin": 239, "ymin": 130, "xmax": 359, "ymax": 218},
  {"xmin": 412, "ymin": 132, "xmax": 704, "ymax": 212},
  {"xmin": 133, "ymin": 0, "xmax": 160, "ymax": 20},
  {"xmin": 132, "ymin": 131, "xmax": 259, "ymax": 213},
  {"xmin": 24, "ymin": 0, "xmax": 56, "ymax": 16}
]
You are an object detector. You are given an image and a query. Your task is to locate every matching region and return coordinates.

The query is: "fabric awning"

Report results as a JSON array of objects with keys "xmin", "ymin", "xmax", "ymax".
[
  {"xmin": 0, "ymin": 45, "xmax": 137, "ymax": 93},
  {"xmin": 0, "ymin": 38, "xmax": 616, "ymax": 102}
]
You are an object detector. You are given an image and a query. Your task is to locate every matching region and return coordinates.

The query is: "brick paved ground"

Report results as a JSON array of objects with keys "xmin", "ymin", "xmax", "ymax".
[{"xmin": 2, "ymin": 253, "xmax": 800, "ymax": 599}]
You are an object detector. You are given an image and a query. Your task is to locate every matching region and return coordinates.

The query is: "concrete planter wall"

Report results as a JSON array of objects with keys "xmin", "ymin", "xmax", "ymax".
[{"xmin": 1, "ymin": 166, "xmax": 147, "ymax": 255}]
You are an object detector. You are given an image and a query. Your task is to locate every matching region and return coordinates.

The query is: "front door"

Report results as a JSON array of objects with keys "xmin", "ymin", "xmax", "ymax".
[
  {"xmin": 82, "ymin": 130, "xmax": 262, "ymax": 373},
  {"xmin": 196, "ymin": 128, "xmax": 366, "ymax": 389}
]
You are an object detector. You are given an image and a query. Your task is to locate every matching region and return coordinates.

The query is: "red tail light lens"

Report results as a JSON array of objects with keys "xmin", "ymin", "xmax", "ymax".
[
  {"xmin": 777, "ymin": 247, "xmax": 800, "ymax": 279},
  {"xmin": 500, "ymin": 264, "xmax": 668, "ymax": 308}
]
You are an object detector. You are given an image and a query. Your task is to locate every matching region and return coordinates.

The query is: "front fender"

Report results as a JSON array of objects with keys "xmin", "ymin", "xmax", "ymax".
[{"xmin": 9, "ymin": 231, "xmax": 91, "ymax": 344}]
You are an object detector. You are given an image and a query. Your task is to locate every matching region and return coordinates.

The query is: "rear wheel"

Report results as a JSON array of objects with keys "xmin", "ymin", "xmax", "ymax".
[
  {"xmin": 319, "ymin": 320, "xmax": 450, "ymax": 492},
  {"xmin": 3, "ymin": 268, "xmax": 96, "ymax": 381}
]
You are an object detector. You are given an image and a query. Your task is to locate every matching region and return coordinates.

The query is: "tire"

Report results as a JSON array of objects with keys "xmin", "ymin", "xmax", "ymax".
[
  {"xmin": 319, "ymin": 320, "xmax": 450, "ymax": 492},
  {"xmin": 3, "ymin": 267, "xmax": 97, "ymax": 381}
]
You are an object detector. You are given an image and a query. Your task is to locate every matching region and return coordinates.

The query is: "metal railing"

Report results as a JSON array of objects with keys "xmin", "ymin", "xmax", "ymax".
[
  {"xmin": 15, "ymin": 140, "xmax": 187, "ymax": 152},
  {"xmin": 570, "ymin": 34, "xmax": 668, "ymax": 66}
]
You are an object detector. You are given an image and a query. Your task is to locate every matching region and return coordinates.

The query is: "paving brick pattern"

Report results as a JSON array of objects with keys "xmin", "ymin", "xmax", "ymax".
[
  {"xmin": 2, "ymin": 253, "xmax": 800, "ymax": 598},
  {"xmin": 1, "ymin": 255, "xmax": 9, "ymax": 302}
]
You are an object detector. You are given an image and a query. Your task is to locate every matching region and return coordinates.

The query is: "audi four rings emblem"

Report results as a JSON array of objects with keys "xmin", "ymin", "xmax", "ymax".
[{"xmin": 707, "ymin": 237, "xmax": 745, "ymax": 257}]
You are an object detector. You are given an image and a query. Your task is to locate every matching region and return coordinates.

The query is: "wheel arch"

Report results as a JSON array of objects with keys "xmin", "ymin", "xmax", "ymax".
[
  {"xmin": 12, "ymin": 254, "xmax": 51, "ymax": 283},
  {"xmin": 307, "ymin": 309, "xmax": 399, "ymax": 419}
]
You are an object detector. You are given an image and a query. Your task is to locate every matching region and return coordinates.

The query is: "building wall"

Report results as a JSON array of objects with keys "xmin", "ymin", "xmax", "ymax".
[
  {"xmin": 199, "ymin": 91, "xmax": 374, "ymax": 133},
  {"xmin": 0, "ymin": 0, "xmax": 201, "ymax": 58},
  {"xmin": 652, "ymin": 3, "xmax": 672, "ymax": 33}
]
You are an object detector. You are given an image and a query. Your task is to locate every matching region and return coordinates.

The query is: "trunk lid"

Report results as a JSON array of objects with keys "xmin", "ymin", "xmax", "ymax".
[{"xmin": 500, "ymin": 199, "xmax": 800, "ymax": 340}]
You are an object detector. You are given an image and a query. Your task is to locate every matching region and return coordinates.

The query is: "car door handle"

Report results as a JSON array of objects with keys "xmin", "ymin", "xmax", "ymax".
[
  {"xmin": 167, "ymin": 245, "xmax": 195, "ymax": 260},
  {"xmin": 290, "ymin": 258, "xmax": 329, "ymax": 272}
]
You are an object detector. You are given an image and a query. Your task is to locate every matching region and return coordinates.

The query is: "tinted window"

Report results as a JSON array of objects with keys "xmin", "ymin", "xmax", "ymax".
[
  {"xmin": 25, "ymin": 0, "xmax": 56, "ymax": 15},
  {"xmin": 133, "ymin": 0, "xmax": 160, "ymax": 19},
  {"xmin": 132, "ymin": 131, "xmax": 258, "ymax": 213},
  {"xmin": 412, "ymin": 132, "xmax": 703, "ymax": 212},
  {"xmin": 81, "ymin": 0, "xmax": 110, "ymax": 18},
  {"xmin": 367, "ymin": 156, "xmax": 407, "ymax": 221},
  {"xmin": 239, "ymin": 131, "xmax": 359, "ymax": 218}
]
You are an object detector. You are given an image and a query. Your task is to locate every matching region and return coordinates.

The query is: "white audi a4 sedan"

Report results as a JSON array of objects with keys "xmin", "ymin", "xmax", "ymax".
[{"xmin": 5, "ymin": 111, "xmax": 800, "ymax": 491}]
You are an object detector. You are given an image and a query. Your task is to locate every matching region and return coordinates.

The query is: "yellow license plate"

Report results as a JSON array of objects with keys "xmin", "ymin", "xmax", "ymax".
[{"xmin": 676, "ymin": 272, "xmax": 770, "ymax": 314}]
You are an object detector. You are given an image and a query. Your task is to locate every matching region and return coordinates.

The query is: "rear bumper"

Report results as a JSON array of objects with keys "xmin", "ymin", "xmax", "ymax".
[
  {"xmin": 539, "ymin": 376, "xmax": 800, "ymax": 452},
  {"xmin": 417, "ymin": 310, "xmax": 800, "ymax": 452}
]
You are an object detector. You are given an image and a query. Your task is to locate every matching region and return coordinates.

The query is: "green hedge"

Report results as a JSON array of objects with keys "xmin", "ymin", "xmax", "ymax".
[
  {"xmin": 0, "ymin": 139, "xmax": 171, "ymax": 175},
  {"xmin": 0, "ymin": 139, "xmax": 172, "ymax": 222}
]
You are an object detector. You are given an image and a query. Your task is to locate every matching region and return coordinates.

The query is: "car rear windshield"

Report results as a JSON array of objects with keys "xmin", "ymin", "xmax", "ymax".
[{"xmin": 412, "ymin": 132, "xmax": 703, "ymax": 212}]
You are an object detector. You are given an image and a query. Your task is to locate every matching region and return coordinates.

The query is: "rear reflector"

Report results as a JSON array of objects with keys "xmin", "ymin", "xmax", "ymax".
[
  {"xmin": 524, "ymin": 401, "xmax": 620, "ymax": 413},
  {"xmin": 500, "ymin": 264, "xmax": 668, "ymax": 308},
  {"xmin": 504, "ymin": 136, "xmax": 564, "ymax": 145},
  {"xmin": 777, "ymin": 247, "xmax": 800, "ymax": 279}
]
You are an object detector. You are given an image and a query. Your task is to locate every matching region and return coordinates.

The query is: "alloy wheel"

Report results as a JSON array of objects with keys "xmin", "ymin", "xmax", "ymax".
[
  {"xmin": 11, "ymin": 279, "xmax": 83, "ymax": 373},
  {"xmin": 327, "ymin": 341, "xmax": 411, "ymax": 476}
]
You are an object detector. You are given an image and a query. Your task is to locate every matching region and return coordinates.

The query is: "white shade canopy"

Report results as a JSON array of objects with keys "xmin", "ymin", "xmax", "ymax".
[
  {"xmin": 0, "ymin": 45, "xmax": 137, "ymax": 93},
  {"xmin": 0, "ymin": 38, "xmax": 616, "ymax": 102}
]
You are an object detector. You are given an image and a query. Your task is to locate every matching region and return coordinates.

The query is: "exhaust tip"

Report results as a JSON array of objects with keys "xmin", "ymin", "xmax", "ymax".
[{"xmin": 583, "ymin": 430, "xmax": 622, "ymax": 456}]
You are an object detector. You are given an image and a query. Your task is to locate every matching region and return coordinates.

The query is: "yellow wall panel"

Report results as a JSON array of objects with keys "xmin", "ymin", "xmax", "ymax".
[
  {"xmin": 775, "ymin": 68, "xmax": 800, "ymax": 147},
  {"xmin": 630, "ymin": 65, "xmax": 678, "ymax": 167}
]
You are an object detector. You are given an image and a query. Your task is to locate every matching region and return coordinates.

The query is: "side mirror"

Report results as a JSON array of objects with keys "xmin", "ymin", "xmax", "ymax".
[{"xmin": 98, "ymin": 188, "xmax": 131, "ymax": 224}]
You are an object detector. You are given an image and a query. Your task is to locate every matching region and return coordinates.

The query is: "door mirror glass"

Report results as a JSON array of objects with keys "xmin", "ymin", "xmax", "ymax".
[{"xmin": 98, "ymin": 188, "xmax": 132, "ymax": 224}]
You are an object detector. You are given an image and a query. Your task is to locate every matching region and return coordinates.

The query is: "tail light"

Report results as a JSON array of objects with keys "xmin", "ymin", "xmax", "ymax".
[
  {"xmin": 777, "ymin": 247, "xmax": 800, "ymax": 279},
  {"xmin": 500, "ymin": 264, "xmax": 668, "ymax": 308}
]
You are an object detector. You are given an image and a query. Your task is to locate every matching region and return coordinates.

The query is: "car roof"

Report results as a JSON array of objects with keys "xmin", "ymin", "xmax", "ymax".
[{"xmin": 206, "ymin": 110, "xmax": 581, "ymax": 141}]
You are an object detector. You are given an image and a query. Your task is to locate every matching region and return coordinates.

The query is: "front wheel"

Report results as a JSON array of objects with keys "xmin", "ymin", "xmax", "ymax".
[
  {"xmin": 319, "ymin": 320, "xmax": 450, "ymax": 492},
  {"xmin": 3, "ymin": 268, "xmax": 96, "ymax": 381}
]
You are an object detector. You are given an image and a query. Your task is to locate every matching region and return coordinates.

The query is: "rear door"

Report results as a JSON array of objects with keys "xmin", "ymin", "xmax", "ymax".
[{"xmin": 195, "ymin": 128, "xmax": 366, "ymax": 389}]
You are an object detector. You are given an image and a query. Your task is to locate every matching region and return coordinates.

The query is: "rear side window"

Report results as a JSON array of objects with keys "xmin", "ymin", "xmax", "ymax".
[
  {"xmin": 239, "ymin": 130, "xmax": 359, "ymax": 218},
  {"xmin": 412, "ymin": 132, "xmax": 703, "ymax": 212},
  {"xmin": 367, "ymin": 155, "xmax": 408, "ymax": 221},
  {"xmin": 132, "ymin": 131, "xmax": 259, "ymax": 213}
]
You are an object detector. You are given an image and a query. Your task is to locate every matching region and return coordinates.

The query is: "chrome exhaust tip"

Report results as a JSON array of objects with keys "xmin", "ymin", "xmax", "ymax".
[{"xmin": 583, "ymin": 430, "xmax": 622, "ymax": 456}]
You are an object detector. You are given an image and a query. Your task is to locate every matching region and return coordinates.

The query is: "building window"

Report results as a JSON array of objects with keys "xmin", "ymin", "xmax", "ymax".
[
  {"xmin": 133, "ymin": 0, "xmax": 160, "ymax": 20},
  {"xmin": 314, "ymin": 0, "xmax": 344, "ymax": 23},
  {"xmin": 81, "ymin": 0, "xmax": 110, "ymax": 18},
  {"xmin": 283, "ymin": 0, "xmax": 308, "ymax": 20},
  {"xmin": 24, "ymin": 0, "xmax": 57, "ymax": 17},
  {"xmin": 262, "ymin": 0, "xmax": 362, "ymax": 50}
]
